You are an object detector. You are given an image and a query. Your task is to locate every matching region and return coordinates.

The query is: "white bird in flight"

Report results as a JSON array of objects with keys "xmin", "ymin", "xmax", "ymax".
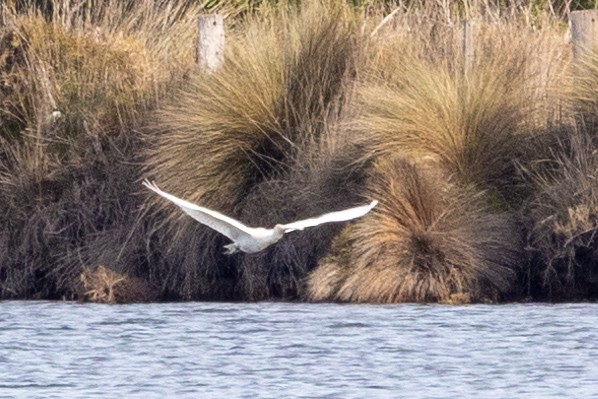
[{"xmin": 143, "ymin": 180, "xmax": 378, "ymax": 254}]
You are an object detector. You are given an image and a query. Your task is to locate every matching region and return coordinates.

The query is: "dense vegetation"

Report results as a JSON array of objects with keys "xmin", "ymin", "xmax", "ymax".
[{"xmin": 1, "ymin": 0, "xmax": 598, "ymax": 303}]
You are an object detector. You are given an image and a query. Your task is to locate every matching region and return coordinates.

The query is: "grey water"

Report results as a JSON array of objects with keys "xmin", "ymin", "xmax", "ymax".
[{"xmin": 0, "ymin": 302, "xmax": 596, "ymax": 399}]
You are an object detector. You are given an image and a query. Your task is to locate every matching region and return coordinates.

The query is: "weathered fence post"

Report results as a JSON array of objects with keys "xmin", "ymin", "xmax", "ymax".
[
  {"xmin": 197, "ymin": 14, "xmax": 225, "ymax": 73},
  {"xmin": 570, "ymin": 10, "xmax": 598, "ymax": 61},
  {"xmin": 462, "ymin": 19, "xmax": 475, "ymax": 79},
  {"xmin": 570, "ymin": 10, "xmax": 598, "ymax": 126}
]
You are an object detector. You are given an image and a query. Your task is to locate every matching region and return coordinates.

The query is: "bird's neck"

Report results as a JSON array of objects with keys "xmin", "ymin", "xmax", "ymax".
[{"xmin": 272, "ymin": 225, "xmax": 286, "ymax": 239}]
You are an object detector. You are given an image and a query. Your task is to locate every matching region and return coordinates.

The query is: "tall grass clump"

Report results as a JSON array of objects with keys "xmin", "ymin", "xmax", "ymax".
[
  {"xmin": 355, "ymin": 16, "xmax": 567, "ymax": 203},
  {"xmin": 307, "ymin": 157, "xmax": 523, "ymax": 304},
  {"xmin": 569, "ymin": 49, "xmax": 598, "ymax": 129},
  {"xmin": 304, "ymin": 7, "xmax": 567, "ymax": 304},
  {"xmin": 143, "ymin": 1, "xmax": 364, "ymax": 300},
  {"xmin": 0, "ymin": 0, "xmax": 205, "ymax": 299},
  {"xmin": 523, "ymin": 129, "xmax": 598, "ymax": 300},
  {"xmin": 522, "ymin": 50, "xmax": 598, "ymax": 300}
]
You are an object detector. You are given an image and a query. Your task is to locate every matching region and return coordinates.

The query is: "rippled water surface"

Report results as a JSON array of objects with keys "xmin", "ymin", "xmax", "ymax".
[{"xmin": 0, "ymin": 301, "xmax": 596, "ymax": 398}]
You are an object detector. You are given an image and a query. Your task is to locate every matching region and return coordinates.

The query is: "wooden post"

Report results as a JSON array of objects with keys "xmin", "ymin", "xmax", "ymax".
[
  {"xmin": 462, "ymin": 19, "xmax": 475, "ymax": 79},
  {"xmin": 570, "ymin": 10, "xmax": 598, "ymax": 61},
  {"xmin": 570, "ymin": 10, "xmax": 598, "ymax": 127},
  {"xmin": 197, "ymin": 14, "xmax": 225, "ymax": 73}
]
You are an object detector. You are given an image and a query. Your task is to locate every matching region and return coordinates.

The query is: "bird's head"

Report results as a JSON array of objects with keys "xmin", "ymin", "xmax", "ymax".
[{"xmin": 273, "ymin": 224, "xmax": 289, "ymax": 236}]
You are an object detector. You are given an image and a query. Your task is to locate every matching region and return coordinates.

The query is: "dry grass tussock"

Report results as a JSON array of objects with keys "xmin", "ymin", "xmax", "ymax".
[
  {"xmin": 520, "ymin": 48, "xmax": 598, "ymax": 301},
  {"xmin": 307, "ymin": 157, "xmax": 523, "ymax": 304},
  {"xmin": 235, "ymin": 127, "xmax": 370, "ymax": 300},
  {"xmin": 80, "ymin": 265, "xmax": 156, "ymax": 304},
  {"xmin": 0, "ymin": 0, "xmax": 205, "ymax": 298},
  {"xmin": 142, "ymin": 1, "xmax": 364, "ymax": 300},
  {"xmin": 523, "ymin": 129, "xmax": 598, "ymax": 300},
  {"xmin": 568, "ymin": 49, "xmax": 598, "ymax": 128},
  {"xmin": 354, "ymin": 15, "xmax": 568, "ymax": 203}
]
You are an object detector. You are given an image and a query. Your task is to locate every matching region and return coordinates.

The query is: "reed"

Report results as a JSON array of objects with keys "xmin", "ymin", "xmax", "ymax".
[
  {"xmin": 569, "ymin": 49, "xmax": 598, "ymax": 129},
  {"xmin": 518, "ymin": 45, "xmax": 598, "ymax": 301}
]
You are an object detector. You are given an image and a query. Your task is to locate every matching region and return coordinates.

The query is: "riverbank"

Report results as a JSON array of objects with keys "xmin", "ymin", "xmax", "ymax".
[{"xmin": 1, "ymin": 1, "xmax": 597, "ymax": 303}]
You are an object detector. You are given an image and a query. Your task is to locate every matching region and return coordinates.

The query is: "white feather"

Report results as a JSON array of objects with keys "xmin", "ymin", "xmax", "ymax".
[{"xmin": 280, "ymin": 200, "xmax": 378, "ymax": 232}]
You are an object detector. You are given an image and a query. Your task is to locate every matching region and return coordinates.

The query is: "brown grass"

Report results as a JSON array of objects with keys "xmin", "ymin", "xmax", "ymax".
[
  {"xmin": 141, "ymin": 1, "xmax": 363, "ymax": 300},
  {"xmin": 235, "ymin": 126, "xmax": 371, "ymax": 300},
  {"xmin": 0, "ymin": 0, "xmax": 204, "ymax": 299},
  {"xmin": 518, "ymin": 45, "xmax": 598, "ymax": 301},
  {"xmin": 1, "ymin": 1, "xmax": 591, "ymax": 303},
  {"xmin": 307, "ymin": 157, "xmax": 523, "ymax": 303},
  {"xmin": 353, "ymin": 14, "xmax": 568, "ymax": 203},
  {"xmin": 80, "ymin": 265, "xmax": 156, "ymax": 304},
  {"xmin": 569, "ymin": 49, "xmax": 598, "ymax": 129},
  {"xmin": 523, "ymin": 128, "xmax": 598, "ymax": 300}
]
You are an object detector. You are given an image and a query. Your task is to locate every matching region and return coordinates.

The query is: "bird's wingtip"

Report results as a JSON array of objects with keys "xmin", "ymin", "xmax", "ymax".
[{"xmin": 142, "ymin": 179, "xmax": 159, "ymax": 192}]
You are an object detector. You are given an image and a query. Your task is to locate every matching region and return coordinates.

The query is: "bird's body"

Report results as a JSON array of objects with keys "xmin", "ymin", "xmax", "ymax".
[
  {"xmin": 143, "ymin": 180, "xmax": 377, "ymax": 254},
  {"xmin": 221, "ymin": 226, "xmax": 285, "ymax": 254}
]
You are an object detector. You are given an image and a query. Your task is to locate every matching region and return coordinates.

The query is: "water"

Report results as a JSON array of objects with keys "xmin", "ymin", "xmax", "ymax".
[{"xmin": 0, "ymin": 302, "xmax": 596, "ymax": 399}]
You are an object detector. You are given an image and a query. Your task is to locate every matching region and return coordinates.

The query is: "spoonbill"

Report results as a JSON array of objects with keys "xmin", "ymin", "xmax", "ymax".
[{"xmin": 143, "ymin": 180, "xmax": 377, "ymax": 254}]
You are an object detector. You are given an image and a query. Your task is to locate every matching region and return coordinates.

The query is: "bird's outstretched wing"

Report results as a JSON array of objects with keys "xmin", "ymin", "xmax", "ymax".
[
  {"xmin": 143, "ymin": 180, "xmax": 255, "ymax": 241},
  {"xmin": 280, "ymin": 200, "xmax": 378, "ymax": 232}
]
